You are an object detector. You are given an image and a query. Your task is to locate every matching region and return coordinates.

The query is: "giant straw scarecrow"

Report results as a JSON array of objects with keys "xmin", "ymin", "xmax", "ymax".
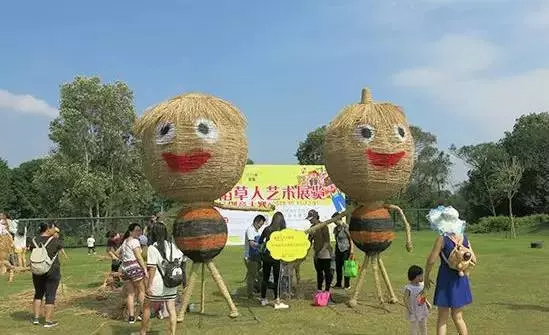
[
  {"xmin": 313, "ymin": 88, "xmax": 415, "ymax": 307},
  {"xmin": 133, "ymin": 92, "xmax": 272, "ymax": 322}
]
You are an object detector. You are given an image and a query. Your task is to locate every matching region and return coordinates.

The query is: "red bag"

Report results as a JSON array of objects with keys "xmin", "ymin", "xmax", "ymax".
[{"xmin": 313, "ymin": 291, "xmax": 330, "ymax": 307}]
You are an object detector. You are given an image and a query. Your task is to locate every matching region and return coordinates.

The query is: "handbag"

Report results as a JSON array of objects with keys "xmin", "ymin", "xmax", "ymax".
[
  {"xmin": 344, "ymin": 256, "xmax": 358, "ymax": 278},
  {"xmin": 313, "ymin": 291, "xmax": 331, "ymax": 307}
]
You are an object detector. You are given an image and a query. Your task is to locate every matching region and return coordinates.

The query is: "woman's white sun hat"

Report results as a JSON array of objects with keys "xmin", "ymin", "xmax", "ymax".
[{"xmin": 426, "ymin": 205, "xmax": 466, "ymax": 236}]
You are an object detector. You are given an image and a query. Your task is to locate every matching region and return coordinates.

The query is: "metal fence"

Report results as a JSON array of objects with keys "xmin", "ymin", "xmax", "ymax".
[
  {"xmin": 17, "ymin": 216, "xmax": 150, "ymax": 248},
  {"xmin": 15, "ymin": 208, "xmax": 432, "ymax": 248}
]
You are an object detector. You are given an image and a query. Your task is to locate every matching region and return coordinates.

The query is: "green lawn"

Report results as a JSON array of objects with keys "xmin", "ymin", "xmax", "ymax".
[{"xmin": 1, "ymin": 231, "xmax": 548, "ymax": 335}]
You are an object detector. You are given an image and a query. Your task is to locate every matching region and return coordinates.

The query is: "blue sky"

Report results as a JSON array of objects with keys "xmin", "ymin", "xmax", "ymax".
[{"xmin": 2, "ymin": 0, "xmax": 549, "ymax": 189}]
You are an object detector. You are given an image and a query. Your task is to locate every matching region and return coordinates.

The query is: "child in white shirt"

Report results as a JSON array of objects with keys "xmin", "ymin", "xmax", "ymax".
[
  {"xmin": 403, "ymin": 265, "xmax": 431, "ymax": 335},
  {"xmin": 87, "ymin": 235, "xmax": 96, "ymax": 255}
]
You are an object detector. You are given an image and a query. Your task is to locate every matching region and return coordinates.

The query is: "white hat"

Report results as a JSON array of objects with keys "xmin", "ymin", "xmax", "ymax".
[{"xmin": 427, "ymin": 206, "xmax": 466, "ymax": 236}]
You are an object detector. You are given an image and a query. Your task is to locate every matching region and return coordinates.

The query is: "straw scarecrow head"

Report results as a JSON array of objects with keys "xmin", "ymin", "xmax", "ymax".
[
  {"xmin": 324, "ymin": 88, "xmax": 415, "ymax": 203},
  {"xmin": 133, "ymin": 93, "xmax": 248, "ymax": 203}
]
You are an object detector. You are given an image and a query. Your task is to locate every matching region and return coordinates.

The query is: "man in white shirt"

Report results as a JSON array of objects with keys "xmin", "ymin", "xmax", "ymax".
[
  {"xmin": 244, "ymin": 215, "xmax": 266, "ymax": 299},
  {"xmin": 87, "ymin": 235, "xmax": 96, "ymax": 255}
]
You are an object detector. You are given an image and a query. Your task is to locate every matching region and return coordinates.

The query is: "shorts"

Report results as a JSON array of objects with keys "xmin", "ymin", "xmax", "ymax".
[
  {"xmin": 121, "ymin": 260, "xmax": 145, "ymax": 282},
  {"xmin": 33, "ymin": 268, "xmax": 61, "ymax": 305}
]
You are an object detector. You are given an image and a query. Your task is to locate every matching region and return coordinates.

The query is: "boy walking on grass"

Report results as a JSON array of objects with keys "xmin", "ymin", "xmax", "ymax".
[{"xmin": 87, "ymin": 235, "xmax": 96, "ymax": 255}]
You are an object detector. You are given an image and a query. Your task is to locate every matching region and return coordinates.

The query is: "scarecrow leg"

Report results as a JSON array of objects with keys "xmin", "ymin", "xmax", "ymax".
[
  {"xmin": 348, "ymin": 255, "xmax": 370, "ymax": 307},
  {"xmin": 177, "ymin": 262, "xmax": 200, "ymax": 323},
  {"xmin": 372, "ymin": 254, "xmax": 385, "ymax": 304},
  {"xmin": 207, "ymin": 261, "xmax": 239, "ymax": 318},
  {"xmin": 200, "ymin": 263, "xmax": 206, "ymax": 314},
  {"xmin": 377, "ymin": 255, "xmax": 398, "ymax": 303}
]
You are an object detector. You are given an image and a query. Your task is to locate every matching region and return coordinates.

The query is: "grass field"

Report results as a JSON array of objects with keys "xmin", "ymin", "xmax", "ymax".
[{"xmin": 1, "ymin": 231, "xmax": 548, "ymax": 335}]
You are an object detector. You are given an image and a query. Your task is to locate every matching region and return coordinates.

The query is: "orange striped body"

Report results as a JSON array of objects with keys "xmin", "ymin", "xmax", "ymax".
[
  {"xmin": 350, "ymin": 206, "xmax": 394, "ymax": 255},
  {"xmin": 173, "ymin": 206, "xmax": 227, "ymax": 262}
]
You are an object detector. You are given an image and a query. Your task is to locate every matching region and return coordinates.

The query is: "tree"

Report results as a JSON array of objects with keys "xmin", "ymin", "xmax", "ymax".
[
  {"xmin": 35, "ymin": 76, "xmax": 154, "ymax": 233},
  {"xmin": 9, "ymin": 159, "xmax": 46, "ymax": 218},
  {"xmin": 0, "ymin": 158, "xmax": 14, "ymax": 213},
  {"xmin": 450, "ymin": 143, "xmax": 508, "ymax": 216},
  {"xmin": 494, "ymin": 156, "xmax": 524, "ymax": 238},
  {"xmin": 296, "ymin": 126, "xmax": 326, "ymax": 165},
  {"xmin": 501, "ymin": 113, "xmax": 549, "ymax": 214},
  {"xmin": 246, "ymin": 158, "xmax": 254, "ymax": 164},
  {"xmin": 402, "ymin": 126, "xmax": 453, "ymax": 208}
]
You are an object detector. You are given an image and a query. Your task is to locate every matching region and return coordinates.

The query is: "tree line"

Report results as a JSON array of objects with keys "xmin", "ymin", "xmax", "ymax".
[{"xmin": 1, "ymin": 76, "xmax": 548, "ymax": 235}]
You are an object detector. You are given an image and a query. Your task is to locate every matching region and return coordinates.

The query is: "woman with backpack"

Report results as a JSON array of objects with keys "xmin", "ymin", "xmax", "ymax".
[
  {"xmin": 423, "ymin": 206, "xmax": 477, "ymax": 335},
  {"xmin": 118, "ymin": 223, "xmax": 148, "ymax": 324},
  {"xmin": 30, "ymin": 222, "xmax": 64, "ymax": 328},
  {"xmin": 140, "ymin": 223, "xmax": 186, "ymax": 335},
  {"xmin": 258, "ymin": 212, "xmax": 289, "ymax": 309}
]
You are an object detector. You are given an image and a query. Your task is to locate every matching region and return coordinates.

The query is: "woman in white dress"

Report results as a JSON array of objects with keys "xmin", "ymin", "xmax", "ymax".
[{"xmin": 140, "ymin": 223, "xmax": 186, "ymax": 335}]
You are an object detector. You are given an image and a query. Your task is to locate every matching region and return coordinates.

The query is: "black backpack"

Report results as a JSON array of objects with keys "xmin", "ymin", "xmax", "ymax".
[{"xmin": 156, "ymin": 242, "xmax": 186, "ymax": 288}]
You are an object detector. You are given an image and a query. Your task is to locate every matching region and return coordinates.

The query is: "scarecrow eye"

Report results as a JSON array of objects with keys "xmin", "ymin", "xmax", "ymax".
[
  {"xmin": 355, "ymin": 124, "xmax": 376, "ymax": 143},
  {"xmin": 155, "ymin": 122, "xmax": 176, "ymax": 145},
  {"xmin": 394, "ymin": 125, "xmax": 406, "ymax": 142},
  {"xmin": 194, "ymin": 118, "xmax": 218, "ymax": 144}
]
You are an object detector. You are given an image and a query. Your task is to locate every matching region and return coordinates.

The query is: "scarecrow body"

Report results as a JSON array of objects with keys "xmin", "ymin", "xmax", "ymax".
[
  {"xmin": 133, "ymin": 93, "xmax": 269, "ymax": 322},
  {"xmin": 320, "ymin": 88, "xmax": 415, "ymax": 306}
]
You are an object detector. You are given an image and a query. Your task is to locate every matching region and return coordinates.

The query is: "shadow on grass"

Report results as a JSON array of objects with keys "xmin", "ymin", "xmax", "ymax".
[
  {"xmin": 526, "ymin": 222, "xmax": 549, "ymax": 234},
  {"xmin": 10, "ymin": 311, "xmax": 32, "ymax": 321},
  {"xmin": 493, "ymin": 302, "xmax": 549, "ymax": 312}
]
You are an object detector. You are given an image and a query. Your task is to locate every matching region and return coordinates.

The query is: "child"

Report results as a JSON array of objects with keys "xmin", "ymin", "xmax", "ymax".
[
  {"xmin": 87, "ymin": 235, "xmax": 96, "ymax": 255},
  {"xmin": 403, "ymin": 265, "xmax": 431, "ymax": 335}
]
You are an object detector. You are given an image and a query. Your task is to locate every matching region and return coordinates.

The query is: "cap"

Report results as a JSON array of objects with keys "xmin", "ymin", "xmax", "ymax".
[{"xmin": 305, "ymin": 209, "xmax": 319, "ymax": 221}]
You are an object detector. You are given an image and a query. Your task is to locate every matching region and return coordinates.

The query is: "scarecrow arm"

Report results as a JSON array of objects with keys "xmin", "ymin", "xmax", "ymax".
[
  {"xmin": 385, "ymin": 204, "xmax": 413, "ymax": 252},
  {"xmin": 213, "ymin": 201, "xmax": 275, "ymax": 212},
  {"xmin": 305, "ymin": 211, "xmax": 347, "ymax": 235}
]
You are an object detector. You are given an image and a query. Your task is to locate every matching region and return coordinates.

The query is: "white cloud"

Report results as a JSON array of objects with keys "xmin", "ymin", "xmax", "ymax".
[
  {"xmin": 0, "ymin": 89, "xmax": 57, "ymax": 117},
  {"xmin": 392, "ymin": 33, "xmax": 549, "ymax": 137}
]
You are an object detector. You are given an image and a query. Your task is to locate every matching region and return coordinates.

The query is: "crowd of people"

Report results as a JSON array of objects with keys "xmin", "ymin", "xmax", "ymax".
[{"xmin": 0, "ymin": 205, "xmax": 475, "ymax": 335}]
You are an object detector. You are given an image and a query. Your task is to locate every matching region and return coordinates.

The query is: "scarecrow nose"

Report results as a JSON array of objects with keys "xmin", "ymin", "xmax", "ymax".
[{"xmin": 463, "ymin": 252, "xmax": 472, "ymax": 261}]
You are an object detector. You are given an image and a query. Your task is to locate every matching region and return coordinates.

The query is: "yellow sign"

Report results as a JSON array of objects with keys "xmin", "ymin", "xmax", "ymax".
[
  {"xmin": 266, "ymin": 229, "xmax": 311, "ymax": 262},
  {"xmin": 217, "ymin": 164, "xmax": 345, "ymax": 213}
]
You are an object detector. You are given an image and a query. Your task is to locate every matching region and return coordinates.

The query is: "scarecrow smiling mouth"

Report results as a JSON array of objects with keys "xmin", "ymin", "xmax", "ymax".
[
  {"xmin": 365, "ymin": 149, "xmax": 406, "ymax": 169},
  {"xmin": 162, "ymin": 150, "xmax": 212, "ymax": 173}
]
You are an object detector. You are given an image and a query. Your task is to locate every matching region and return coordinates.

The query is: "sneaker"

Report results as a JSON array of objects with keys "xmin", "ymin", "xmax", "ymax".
[
  {"xmin": 43, "ymin": 321, "xmax": 58, "ymax": 328},
  {"xmin": 32, "ymin": 317, "xmax": 40, "ymax": 325},
  {"xmin": 274, "ymin": 302, "xmax": 289, "ymax": 309},
  {"xmin": 344, "ymin": 286, "xmax": 351, "ymax": 290},
  {"xmin": 260, "ymin": 299, "xmax": 269, "ymax": 306},
  {"xmin": 128, "ymin": 316, "xmax": 136, "ymax": 324},
  {"xmin": 136, "ymin": 314, "xmax": 143, "ymax": 321}
]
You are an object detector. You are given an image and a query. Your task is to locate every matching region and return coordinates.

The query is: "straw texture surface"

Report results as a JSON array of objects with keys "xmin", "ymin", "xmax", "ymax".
[
  {"xmin": 0, "ymin": 235, "xmax": 11, "ymax": 253},
  {"xmin": 324, "ymin": 88, "xmax": 415, "ymax": 203},
  {"xmin": 133, "ymin": 92, "xmax": 248, "ymax": 202}
]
